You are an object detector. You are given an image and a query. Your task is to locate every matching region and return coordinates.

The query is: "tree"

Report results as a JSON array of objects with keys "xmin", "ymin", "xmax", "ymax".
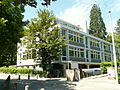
[
  {"xmin": 0, "ymin": 0, "xmax": 27, "ymax": 66},
  {"xmin": 106, "ymin": 33, "xmax": 112, "ymax": 43},
  {"xmin": 89, "ymin": 4, "xmax": 107, "ymax": 39},
  {"xmin": 0, "ymin": 0, "xmax": 58, "ymax": 66},
  {"xmin": 13, "ymin": 0, "xmax": 57, "ymax": 7},
  {"xmin": 115, "ymin": 19, "xmax": 120, "ymax": 33},
  {"xmin": 114, "ymin": 19, "xmax": 120, "ymax": 46},
  {"xmin": 25, "ymin": 9, "xmax": 67, "ymax": 71}
]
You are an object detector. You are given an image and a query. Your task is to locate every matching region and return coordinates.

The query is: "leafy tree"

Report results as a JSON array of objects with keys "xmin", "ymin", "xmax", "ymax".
[
  {"xmin": 0, "ymin": 0, "xmax": 58, "ymax": 66},
  {"xmin": 25, "ymin": 9, "xmax": 67, "ymax": 71},
  {"xmin": 89, "ymin": 4, "xmax": 107, "ymax": 39},
  {"xmin": 114, "ymin": 19, "xmax": 120, "ymax": 46},
  {"xmin": 13, "ymin": 0, "xmax": 57, "ymax": 7},
  {"xmin": 106, "ymin": 34, "xmax": 112, "ymax": 43},
  {"xmin": 115, "ymin": 19, "xmax": 120, "ymax": 33},
  {"xmin": 0, "ymin": 0, "xmax": 27, "ymax": 66}
]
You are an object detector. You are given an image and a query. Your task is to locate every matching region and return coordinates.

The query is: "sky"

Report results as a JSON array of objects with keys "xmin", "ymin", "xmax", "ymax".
[{"xmin": 23, "ymin": 0, "xmax": 120, "ymax": 33}]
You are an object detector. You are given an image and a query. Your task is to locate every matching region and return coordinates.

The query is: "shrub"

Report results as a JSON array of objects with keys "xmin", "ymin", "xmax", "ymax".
[
  {"xmin": 0, "ymin": 66, "xmax": 47, "ymax": 76},
  {"xmin": 100, "ymin": 62, "xmax": 113, "ymax": 74}
]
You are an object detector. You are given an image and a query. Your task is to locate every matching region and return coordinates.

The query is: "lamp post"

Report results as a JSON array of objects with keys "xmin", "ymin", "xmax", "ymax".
[{"xmin": 108, "ymin": 11, "xmax": 118, "ymax": 84}]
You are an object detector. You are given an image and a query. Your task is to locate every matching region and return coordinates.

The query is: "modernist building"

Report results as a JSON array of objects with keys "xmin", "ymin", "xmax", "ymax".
[{"xmin": 17, "ymin": 19, "xmax": 120, "ymax": 72}]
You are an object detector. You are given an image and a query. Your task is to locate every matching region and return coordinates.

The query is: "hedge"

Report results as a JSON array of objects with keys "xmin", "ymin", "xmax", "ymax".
[
  {"xmin": 0, "ymin": 66, "xmax": 47, "ymax": 77},
  {"xmin": 100, "ymin": 61, "xmax": 114, "ymax": 74},
  {"xmin": 100, "ymin": 58, "xmax": 120, "ymax": 83}
]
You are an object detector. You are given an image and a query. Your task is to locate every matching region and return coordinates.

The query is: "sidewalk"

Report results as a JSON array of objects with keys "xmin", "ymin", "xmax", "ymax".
[
  {"xmin": 0, "ymin": 73, "xmax": 120, "ymax": 90},
  {"xmin": 74, "ymin": 75, "xmax": 120, "ymax": 90}
]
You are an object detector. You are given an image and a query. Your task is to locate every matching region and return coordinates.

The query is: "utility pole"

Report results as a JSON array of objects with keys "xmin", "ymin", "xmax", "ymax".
[{"xmin": 108, "ymin": 11, "xmax": 118, "ymax": 84}]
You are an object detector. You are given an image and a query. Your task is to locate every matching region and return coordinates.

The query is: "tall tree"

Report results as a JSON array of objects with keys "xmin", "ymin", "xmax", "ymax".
[
  {"xmin": 0, "ymin": 0, "xmax": 27, "ymax": 66},
  {"xmin": 0, "ymin": 0, "xmax": 58, "ymax": 66},
  {"xmin": 114, "ymin": 19, "xmax": 120, "ymax": 46},
  {"xmin": 106, "ymin": 33, "xmax": 112, "ymax": 43},
  {"xmin": 13, "ymin": 0, "xmax": 57, "ymax": 7},
  {"xmin": 24, "ymin": 9, "xmax": 67, "ymax": 71},
  {"xmin": 89, "ymin": 4, "xmax": 107, "ymax": 39}
]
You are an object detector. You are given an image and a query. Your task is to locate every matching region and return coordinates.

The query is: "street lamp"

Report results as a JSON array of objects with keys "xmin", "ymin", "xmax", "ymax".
[{"xmin": 108, "ymin": 11, "xmax": 118, "ymax": 84}]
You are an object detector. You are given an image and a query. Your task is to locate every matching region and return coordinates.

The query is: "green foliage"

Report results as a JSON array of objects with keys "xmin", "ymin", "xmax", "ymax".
[
  {"xmin": 114, "ymin": 19, "xmax": 120, "ymax": 46},
  {"xmin": 118, "ymin": 67, "xmax": 120, "ymax": 82},
  {"xmin": 115, "ymin": 19, "xmax": 120, "ymax": 33},
  {"xmin": 0, "ymin": 66, "xmax": 47, "ymax": 76},
  {"xmin": 100, "ymin": 62, "xmax": 114, "ymax": 74},
  {"xmin": 101, "ymin": 58, "xmax": 120, "ymax": 74},
  {"xmin": 25, "ymin": 9, "xmax": 67, "ymax": 71},
  {"xmin": 106, "ymin": 33, "xmax": 112, "ymax": 43},
  {"xmin": 0, "ymin": 0, "xmax": 27, "ymax": 66},
  {"xmin": 12, "ymin": 0, "xmax": 57, "ymax": 7},
  {"xmin": 89, "ymin": 4, "xmax": 107, "ymax": 39}
]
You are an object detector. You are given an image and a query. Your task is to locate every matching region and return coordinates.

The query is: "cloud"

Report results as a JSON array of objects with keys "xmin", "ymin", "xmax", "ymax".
[
  {"xmin": 59, "ymin": 0, "xmax": 120, "ymax": 33},
  {"xmin": 59, "ymin": 0, "xmax": 99, "ymax": 33}
]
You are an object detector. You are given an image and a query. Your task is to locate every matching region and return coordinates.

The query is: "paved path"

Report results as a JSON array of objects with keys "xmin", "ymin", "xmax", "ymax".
[
  {"xmin": 74, "ymin": 75, "xmax": 120, "ymax": 90},
  {"xmin": 0, "ymin": 73, "xmax": 120, "ymax": 90}
]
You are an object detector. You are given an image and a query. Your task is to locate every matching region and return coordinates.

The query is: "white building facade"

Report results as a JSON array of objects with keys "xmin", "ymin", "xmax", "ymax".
[{"xmin": 17, "ymin": 19, "xmax": 120, "ymax": 73}]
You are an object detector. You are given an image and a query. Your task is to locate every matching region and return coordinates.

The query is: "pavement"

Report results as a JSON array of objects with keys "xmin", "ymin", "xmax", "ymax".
[
  {"xmin": 74, "ymin": 75, "xmax": 120, "ymax": 90},
  {"xmin": 0, "ymin": 73, "xmax": 120, "ymax": 90}
]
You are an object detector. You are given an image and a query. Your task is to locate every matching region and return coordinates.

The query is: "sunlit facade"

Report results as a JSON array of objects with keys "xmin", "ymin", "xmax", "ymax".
[{"xmin": 17, "ymin": 19, "xmax": 120, "ymax": 71}]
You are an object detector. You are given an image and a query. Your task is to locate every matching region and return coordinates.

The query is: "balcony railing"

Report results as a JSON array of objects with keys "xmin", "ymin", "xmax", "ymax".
[
  {"xmin": 91, "ymin": 59, "xmax": 101, "ymax": 63},
  {"xmin": 69, "ymin": 57, "xmax": 85, "ymax": 62},
  {"xmin": 69, "ymin": 41, "xmax": 85, "ymax": 47},
  {"xmin": 90, "ymin": 46, "xmax": 100, "ymax": 51}
]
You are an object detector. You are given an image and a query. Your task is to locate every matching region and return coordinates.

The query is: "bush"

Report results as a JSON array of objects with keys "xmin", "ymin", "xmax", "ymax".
[
  {"xmin": 0, "ymin": 66, "xmax": 47, "ymax": 76},
  {"xmin": 100, "ymin": 62, "xmax": 113, "ymax": 74}
]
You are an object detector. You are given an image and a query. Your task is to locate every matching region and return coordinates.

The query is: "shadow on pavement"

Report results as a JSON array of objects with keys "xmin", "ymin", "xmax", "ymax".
[{"xmin": 0, "ymin": 78, "xmax": 76, "ymax": 90}]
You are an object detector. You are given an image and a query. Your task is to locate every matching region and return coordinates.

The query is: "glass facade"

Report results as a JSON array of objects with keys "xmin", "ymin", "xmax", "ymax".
[
  {"xmin": 69, "ymin": 46, "xmax": 84, "ymax": 58},
  {"xmin": 68, "ymin": 31, "xmax": 84, "ymax": 43},
  {"xmin": 60, "ymin": 27, "xmax": 114, "ymax": 63},
  {"xmin": 17, "ymin": 19, "xmax": 120, "ymax": 70}
]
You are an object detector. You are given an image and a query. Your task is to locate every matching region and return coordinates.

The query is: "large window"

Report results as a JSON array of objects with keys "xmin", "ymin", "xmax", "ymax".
[
  {"xmin": 68, "ymin": 31, "xmax": 84, "ymax": 43},
  {"xmin": 104, "ymin": 53, "xmax": 111, "ymax": 61},
  {"xmin": 62, "ymin": 29, "xmax": 67, "ymax": 39},
  {"xmin": 91, "ymin": 51, "xmax": 100, "ymax": 60},
  {"xmin": 104, "ymin": 44, "xmax": 111, "ymax": 51},
  {"xmin": 90, "ymin": 38, "xmax": 99, "ymax": 48},
  {"xmin": 62, "ymin": 47, "xmax": 66, "ymax": 56},
  {"xmin": 69, "ymin": 46, "xmax": 84, "ymax": 58},
  {"xmin": 69, "ymin": 47, "xmax": 74, "ymax": 56},
  {"xmin": 22, "ymin": 49, "xmax": 37, "ymax": 60}
]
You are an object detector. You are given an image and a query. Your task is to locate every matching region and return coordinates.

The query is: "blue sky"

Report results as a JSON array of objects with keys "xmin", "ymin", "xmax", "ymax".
[{"xmin": 23, "ymin": 0, "xmax": 120, "ymax": 33}]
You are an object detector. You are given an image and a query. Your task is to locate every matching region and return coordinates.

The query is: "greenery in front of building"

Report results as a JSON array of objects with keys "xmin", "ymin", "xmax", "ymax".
[
  {"xmin": 89, "ymin": 4, "xmax": 107, "ymax": 39},
  {"xmin": 101, "ymin": 58, "xmax": 120, "ymax": 80},
  {"xmin": 24, "ymin": 9, "xmax": 67, "ymax": 71},
  {"xmin": 0, "ymin": 66, "xmax": 47, "ymax": 76},
  {"xmin": 100, "ymin": 61, "xmax": 114, "ymax": 74},
  {"xmin": 0, "ymin": 0, "xmax": 27, "ymax": 67},
  {"xmin": 0, "ymin": 0, "xmax": 58, "ymax": 67},
  {"xmin": 106, "ymin": 18, "xmax": 120, "ymax": 45},
  {"xmin": 114, "ymin": 19, "xmax": 120, "ymax": 46}
]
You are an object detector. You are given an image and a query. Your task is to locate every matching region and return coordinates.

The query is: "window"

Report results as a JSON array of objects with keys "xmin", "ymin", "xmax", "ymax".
[
  {"xmin": 104, "ymin": 53, "xmax": 111, "ymax": 61},
  {"xmin": 68, "ymin": 31, "xmax": 84, "ymax": 43},
  {"xmin": 90, "ymin": 38, "xmax": 99, "ymax": 48},
  {"xmin": 104, "ymin": 44, "xmax": 111, "ymax": 51},
  {"xmin": 80, "ymin": 49, "xmax": 84, "ymax": 58},
  {"xmin": 69, "ymin": 34, "xmax": 74, "ymax": 41},
  {"xmin": 32, "ymin": 49, "xmax": 36, "ymax": 59},
  {"xmin": 69, "ymin": 47, "xmax": 74, "ymax": 56},
  {"xmin": 69, "ymin": 46, "xmax": 84, "ymax": 58},
  {"xmin": 62, "ymin": 29, "xmax": 67, "ymax": 39},
  {"xmin": 62, "ymin": 47, "xmax": 66, "ymax": 56},
  {"xmin": 91, "ymin": 51, "xmax": 100, "ymax": 60}
]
